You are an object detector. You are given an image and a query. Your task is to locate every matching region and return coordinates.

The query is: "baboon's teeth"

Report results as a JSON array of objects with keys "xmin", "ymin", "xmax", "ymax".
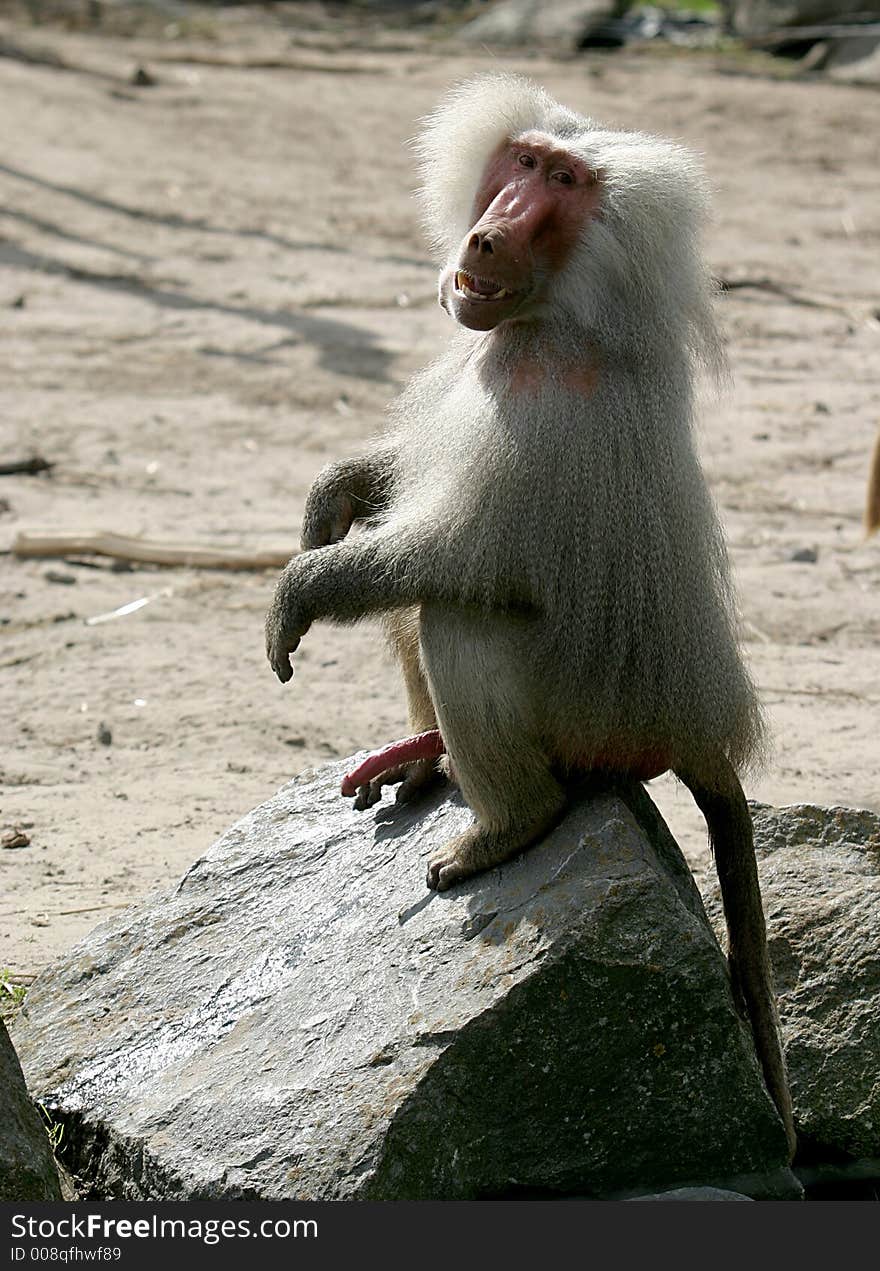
[{"xmin": 456, "ymin": 271, "xmax": 510, "ymax": 302}]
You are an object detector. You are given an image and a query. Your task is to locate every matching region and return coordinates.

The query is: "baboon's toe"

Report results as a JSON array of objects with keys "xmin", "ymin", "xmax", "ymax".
[{"xmin": 426, "ymin": 843, "xmax": 475, "ymax": 891}]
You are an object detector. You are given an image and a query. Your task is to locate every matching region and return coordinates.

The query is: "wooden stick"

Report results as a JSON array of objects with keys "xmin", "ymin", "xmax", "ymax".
[
  {"xmin": 716, "ymin": 275, "xmax": 855, "ymax": 316},
  {"xmin": 0, "ymin": 36, "xmax": 118, "ymax": 82},
  {"xmin": 753, "ymin": 22, "xmax": 880, "ymax": 44},
  {"xmin": 153, "ymin": 52, "xmax": 379, "ymax": 75},
  {"xmin": 866, "ymin": 429, "xmax": 880, "ymax": 538},
  {"xmin": 12, "ymin": 530, "xmax": 295, "ymax": 571},
  {"xmin": 0, "ymin": 456, "xmax": 53, "ymax": 476}
]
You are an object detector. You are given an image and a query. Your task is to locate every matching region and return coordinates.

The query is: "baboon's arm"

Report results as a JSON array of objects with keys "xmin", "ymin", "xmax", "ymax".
[
  {"xmin": 300, "ymin": 448, "xmax": 398, "ymax": 550},
  {"xmin": 265, "ymin": 530, "xmax": 528, "ymax": 683}
]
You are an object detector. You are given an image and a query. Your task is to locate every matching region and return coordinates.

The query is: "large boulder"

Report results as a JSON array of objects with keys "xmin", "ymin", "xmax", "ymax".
[
  {"xmin": 822, "ymin": 35, "xmax": 880, "ymax": 83},
  {"xmin": 0, "ymin": 1018, "xmax": 62, "ymax": 1200},
  {"xmin": 11, "ymin": 763, "xmax": 797, "ymax": 1200},
  {"xmin": 724, "ymin": 0, "xmax": 880, "ymax": 41},
  {"xmin": 701, "ymin": 803, "xmax": 880, "ymax": 1161},
  {"xmin": 460, "ymin": 0, "xmax": 617, "ymax": 48}
]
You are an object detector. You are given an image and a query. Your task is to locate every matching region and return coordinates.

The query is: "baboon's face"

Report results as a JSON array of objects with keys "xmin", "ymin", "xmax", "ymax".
[{"xmin": 439, "ymin": 133, "xmax": 603, "ymax": 332}]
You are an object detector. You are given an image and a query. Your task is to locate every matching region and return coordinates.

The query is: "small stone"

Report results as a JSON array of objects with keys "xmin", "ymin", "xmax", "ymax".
[
  {"xmin": 44, "ymin": 570, "xmax": 76, "ymax": 586},
  {"xmin": 789, "ymin": 547, "xmax": 818, "ymax": 563},
  {"xmin": 1, "ymin": 828, "xmax": 30, "ymax": 850},
  {"xmin": 131, "ymin": 65, "xmax": 157, "ymax": 87},
  {"xmin": 97, "ymin": 723, "xmax": 112, "ymax": 746}
]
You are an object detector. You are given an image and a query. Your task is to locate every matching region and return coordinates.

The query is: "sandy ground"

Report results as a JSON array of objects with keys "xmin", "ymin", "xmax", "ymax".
[{"xmin": 1, "ymin": 7, "xmax": 879, "ymax": 982}]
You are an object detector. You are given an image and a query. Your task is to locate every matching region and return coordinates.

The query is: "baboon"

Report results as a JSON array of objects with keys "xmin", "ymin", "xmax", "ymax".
[{"xmin": 265, "ymin": 74, "xmax": 795, "ymax": 1153}]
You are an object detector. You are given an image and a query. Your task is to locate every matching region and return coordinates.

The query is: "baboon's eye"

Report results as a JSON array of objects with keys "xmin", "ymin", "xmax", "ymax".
[
  {"xmin": 551, "ymin": 170, "xmax": 575, "ymax": 186},
  {"xmin": 518, "ymin": 153, "xmax": 537, "ymax": 169}
]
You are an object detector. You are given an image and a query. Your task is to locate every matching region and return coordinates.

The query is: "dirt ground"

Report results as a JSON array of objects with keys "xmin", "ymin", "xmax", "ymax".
[{"xmin": 1, "ymin": 5, "xmax": 879, "ymax": 983}]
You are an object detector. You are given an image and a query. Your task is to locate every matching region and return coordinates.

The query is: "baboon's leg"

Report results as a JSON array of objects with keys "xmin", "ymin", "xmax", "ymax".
[
  {"xmin": 420, "ymin": 605, "xmax": 566, "ymax": 891},
  {"xmin": 387, "ymin": 607, "xmax": 437, "ymax": 732},
  {"xmin": 351, "ymin": 609, "xmax": 443, "ymax": 811}
]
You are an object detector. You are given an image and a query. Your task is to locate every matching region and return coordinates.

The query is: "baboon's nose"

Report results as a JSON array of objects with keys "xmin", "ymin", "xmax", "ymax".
[{"xmin": 469, "ymin": 231, "xmax": 495, "ymax": 255}]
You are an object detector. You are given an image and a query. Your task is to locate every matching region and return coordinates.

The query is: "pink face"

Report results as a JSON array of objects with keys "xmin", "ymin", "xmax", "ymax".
[{"xmin": 439, "ymin": 133, "xmax": 603, "ymax": 332}]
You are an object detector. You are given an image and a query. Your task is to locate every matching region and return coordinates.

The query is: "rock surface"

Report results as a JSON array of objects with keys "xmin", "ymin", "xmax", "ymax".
[
  {"xmin": 0, "ymin": 1019, "xmax": 62, "ymax": 1201},
  {"xmin": 725, "ymin": 0, "xmax": 880, "ymax": 40},
  {"xmin": 701, "ymin": 803, "xmax": 880, "ymax": 1160},
  {"xmin": 12, "ymin": 762, "xmax": 796, "ymax": 1201},
  {"xmin": 461, "ymin": 0, "xmax": 615, "ymax": 47},
  {"xmin": 823, "ymin": 35, "xmax": 880, "ymax": 82},
  {"xmin": 628, "ymin": 1186, "xmax": 754, "ymax": 1200}
]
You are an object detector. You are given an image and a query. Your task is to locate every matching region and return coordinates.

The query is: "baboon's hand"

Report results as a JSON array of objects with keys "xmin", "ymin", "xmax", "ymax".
[
  {"xmin": 301, "ymin": 487, "xmax": 354, "ymax": 550},
  {"xmin": 265, "ymin": 566, "xmax": 312, "ymax": 683}
]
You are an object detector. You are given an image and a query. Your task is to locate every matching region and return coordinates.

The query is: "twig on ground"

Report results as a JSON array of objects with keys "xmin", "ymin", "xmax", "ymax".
[
  {"xmin": 716, "ymin": 275, "xmax": 867, "ymax": 318},
  {"xmin": 0, "ymin": 456, "xmax": 53, "ymax": 476},
  {"xmin": 0, "ymin": 36, "xmax": 118, "ymax": 82},
  {"xmin": 13, "ymin": 530, "xmax": 295, "ymax": 571},
  {"xmin": 153, "ymin": 52, "xmax": 379, "ymax": 74},
  {"xmin": 0, "ymin": 904, "xmax": 130, "ymax": 919},
  {"xmin": 865, "ymin": 430, "xmax": 880, "ymax": 537}
]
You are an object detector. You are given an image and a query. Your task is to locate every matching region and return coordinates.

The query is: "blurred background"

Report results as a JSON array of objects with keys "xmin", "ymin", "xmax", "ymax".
[{"xmin": 1, "ymin": 0, "xmax": 878, "ymax": 989}]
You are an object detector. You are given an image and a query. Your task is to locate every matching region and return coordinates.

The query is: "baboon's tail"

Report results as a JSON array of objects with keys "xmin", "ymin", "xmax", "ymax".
[{"xmin": 676, "ymin": 755, "xmax": 796, "ymax": 1158}]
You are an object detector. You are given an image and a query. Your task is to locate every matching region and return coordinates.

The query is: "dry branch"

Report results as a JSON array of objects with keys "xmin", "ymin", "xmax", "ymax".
[
  {"xmin": 12, "ymin": 530, "xmax": 294, "ymax": 571},
  {"xmin": 716, "ymin": 275, "xmax": 854, "ymax": 315},
  {"xmin": 866, "ymin": 429, "xmax": 880, "ymax": 537},
  {"xmin": 753, "ymin": 21, "xmax": 880, "ymax": 45},
  {"xmin": 0, "ymin": 36, "xmax": 118, "ymax": 82},
  {"xmin": 0, "ymin": 456, "xmax": 53, "ymax": 476},
  {"xmin": 153, "ymin": 52, "xmax": 379, "ymax": 75}
]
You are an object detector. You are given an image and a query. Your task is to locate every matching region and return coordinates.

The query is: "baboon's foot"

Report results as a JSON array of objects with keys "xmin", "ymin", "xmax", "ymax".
[
  {"xmin": 437, "ymin": 753, "xmax": 458, "ymax": 786},
  {"xmin": 352, "ymin": 758, "xmax": 445, "ymax": 812},
  {"xmin": 396, "ymin": 757, "xmax": 448, "ymax": 804},
  {"xmin": 426, "ymin": 825, "xmax": 517, "ymax": 892}
]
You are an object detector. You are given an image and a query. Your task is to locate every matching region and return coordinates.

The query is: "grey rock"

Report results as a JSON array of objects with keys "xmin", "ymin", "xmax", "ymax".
[
  {"xmin": 461, "ymin": 0, "xmax": 616, "ymax": 48},
  {"xmin": 13, "ymin": 762, "xmax": 797, "ymax": 1201},
  {"xmin": 701, "ymin": 803, "xmax": 880, "ymax": 1159},
  {"xmin": 0, "ymin": 1019, "xmax": 62, "ymax": 1200},
  {"xmin": 627, "ymin": 1186, "xmax": 754, "ymax": 1200},
  {"xmin": 824, "ymin": 34, "xmax": 880, "ymax": 82},
  {"xmin": 725, "ymin": 0, "xmax": 880, "ymax": 41}
]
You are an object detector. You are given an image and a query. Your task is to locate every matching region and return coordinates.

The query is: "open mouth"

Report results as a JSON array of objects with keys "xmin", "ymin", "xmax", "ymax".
[{"xmin": 455, "ymin": 270, "xmax": 517, "ymax": 302}]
